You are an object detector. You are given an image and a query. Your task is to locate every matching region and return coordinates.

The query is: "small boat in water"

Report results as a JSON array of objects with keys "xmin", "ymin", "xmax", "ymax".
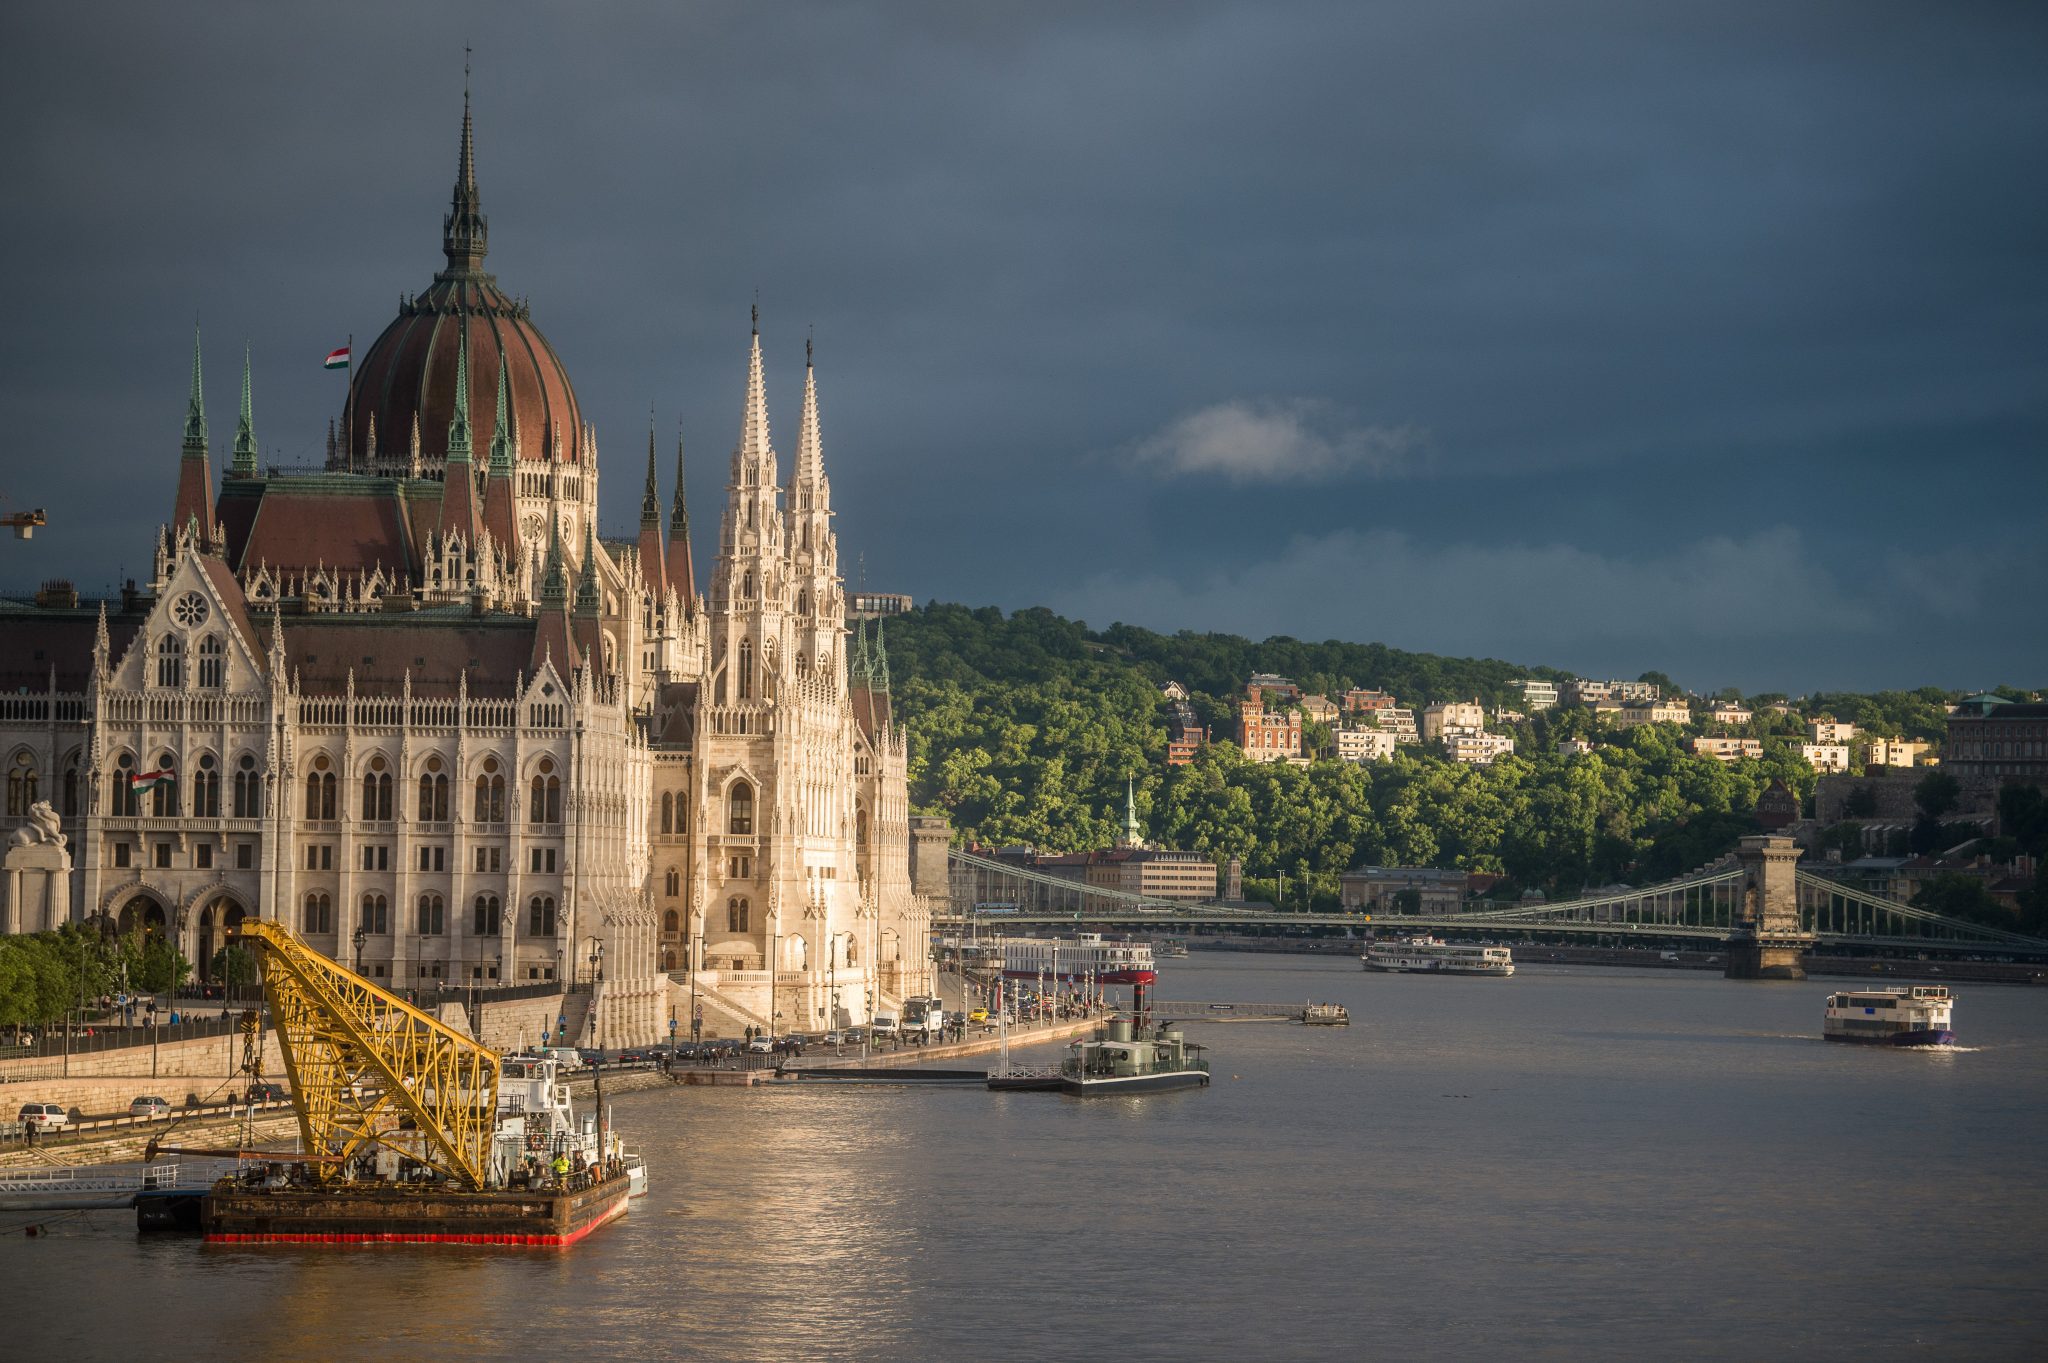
[
  {"xmin": 1060, "ymin": 1017, "xmax": 1210, "ymax": 1095},
  {"xmin": 1823, "ymin": 986, "xmax": 1954, "ymax": 1047},
  {"xmin": 1302, "ymin": 1003, "xmax": 1350, "ymax": 1026},
  {"xmin": 1363, "ymin": 936, "xmax": 1514, "ymax": 976}
]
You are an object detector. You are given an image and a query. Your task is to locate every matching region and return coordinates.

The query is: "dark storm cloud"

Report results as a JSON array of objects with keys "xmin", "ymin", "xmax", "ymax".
[{"xmin": 1, "ymin": 1, "xmax": 2041, "ymax": 692}]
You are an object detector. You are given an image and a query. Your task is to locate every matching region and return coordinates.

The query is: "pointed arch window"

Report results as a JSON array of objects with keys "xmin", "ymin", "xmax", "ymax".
[
  {"xmin": 304, "ymin": 892, "xmax": 333, "ymax": 934},
  {"xmin": 417, "ymin": 893, "xmax": 446, "ymax": 936},
  {"xmin": 728, "ymin": 781, "xmax": 754, "ymax": 836},
  {"xmin": 417, "ymin": 755, "xmax": 449, "ymax": 822},
  {"xmin": 664, "ymin": 867, "xmax": 680, "ymax": 897},
  {"xmin": 149, "ymin": 752, "xmax": 179, "ymax": 818},
  {"xmin": 663, "ymin": 909, "xmax": 680, "ymax": 933},
  {"xmin": 529, "ymin": 758, "xmax": 561, "ymax": 825},
  {"xmin": 737, "ymin": 641, "xmax": 753, "ymax": 700},
  {"xmin": 727, "ymin": 896, "xmax": 750, "ymax": 933},
  {"xmin": 528, "ymin": 895, "xmax": 557, "ymax": 936},
  {"xmin": 361, "ymin": 755, "xmax": 393, "ymax": 821},
  {"xmin": 473, "ymin": 894, "xmax": 502, "ymax": 936},
  {"xmin": 659, "ymin": 791, "xmax": 673, "ymax": 835},
  {"xmin": 192, "ymin": 753, "xmax": 220, "ymax": 818},
  {"xmin": 197, "ymin": 634, "xmax": 225, "ymax": 689},
  {"xmin": 156, "ymin": 635, "xmax": 184, "ymax": 688},
  {"xmin": 232, "ymin": 753, "xmax": 262, "ymax": 818},
  {"xmin": 5, "ymin": 752, "xmax": 36, "ymax": 817},
  {"xmin": 62, "ymin": 753, "xmax": 79, "ymax": 817},
  {"xmin": 473, "ymin": 757, "xmax": 505, "ymax": 823},
  {"xmin": 304, "ymin": 755, "xmax": 336, "ymax": 821},
  {"xmin": 112, "ymin": 752, "xmax": 139, "ymax": 817},
  {"xmin": 361, "ymin": 893, "xmax": 388, "ymax": 935}
]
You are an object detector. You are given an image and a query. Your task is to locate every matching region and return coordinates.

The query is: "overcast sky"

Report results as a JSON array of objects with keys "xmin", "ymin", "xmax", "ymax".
[{"xmin": 2, "ymin": 2, "xmax": 2041, "ymax": 694}]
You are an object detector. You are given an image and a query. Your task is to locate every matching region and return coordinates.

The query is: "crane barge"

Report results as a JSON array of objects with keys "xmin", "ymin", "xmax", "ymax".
[{"xmin": 172, "ymin": 921, "xmax": 632, "ymax": 1247}]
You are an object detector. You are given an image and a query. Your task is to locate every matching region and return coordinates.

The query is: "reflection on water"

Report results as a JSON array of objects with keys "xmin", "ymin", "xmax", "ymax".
[{"xmin": 10, "ymin": 955, "xmax": 2048, "ymax": 1361}]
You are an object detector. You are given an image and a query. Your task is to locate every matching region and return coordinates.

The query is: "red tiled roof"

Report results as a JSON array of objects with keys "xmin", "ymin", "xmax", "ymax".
[
  {"xmin": 235, "ymin": 484, "xmax": 420, "ymax": 580},
  {"xmin": 280, "ymin": 614, "xmax": 538, "ymax": 697}
]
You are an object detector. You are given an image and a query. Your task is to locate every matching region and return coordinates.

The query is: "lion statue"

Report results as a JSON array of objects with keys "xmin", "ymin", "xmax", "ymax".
[{"xmin": 8, "ymin": 800, "xmax": 66, "ymax": 849}]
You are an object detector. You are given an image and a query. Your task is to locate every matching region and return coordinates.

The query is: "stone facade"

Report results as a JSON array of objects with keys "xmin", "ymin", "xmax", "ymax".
[{"xmin": 0, "ymin": 102, "xmax": 935, "ymax": 1044}]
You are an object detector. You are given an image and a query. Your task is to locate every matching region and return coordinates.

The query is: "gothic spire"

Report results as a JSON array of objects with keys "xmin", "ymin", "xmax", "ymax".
[
  {"xmin": 446, "ymin": 324, "xmax": 473, "ymax": 459},
  {"xmin": 230, "ymin": 345, "xmax": 258, "ymax": 477},
  {"xmin": 183, "ymin": 326, "xmax": 207, "ymax": 451},
  {"xmin": 733, "ymin": 308, "xmax": 773, "ymax": 479},
  {"xmin": 872, "ymin": 617, "xmax": 891, "ymax": 694},
  {"xmin": 487, "ymin": 350, "xmax": 514, "ymax": 474},
  {"xmin": 794, "ymin": 333, "xmax": 826, "ymax": 492},
  {"xmin": 173, "ymin": 327, "xmax": 217, "ymax": 540},
  {"xmin": 641, "ymin": 413, "xmax": 661, "ymax": 528},
  {"xmin": 540, "ymin": 507, "xmax": 569, "ymax": 606},
  {"xmin": 665, "ymin": 427, "xmax": 696, "ymax": 606},
  {"xmin": 441, "ymin": 73, "xmax": 489, "ymax": 274},
  {"xmin": 574, "ymin": 519, "xmax": 602, "ymax": 615}
]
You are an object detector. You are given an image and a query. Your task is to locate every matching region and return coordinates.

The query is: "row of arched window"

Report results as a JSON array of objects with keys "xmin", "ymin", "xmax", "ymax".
[
  {"xmin": 293, "ymin": 753, "xmax": 562, "ymax": 826},
  {"xmin": 657, "ymin": 783, "xmax": 755, "ymax": 836},
  {"xmin": 290, "ymin": 890, "xmax": 562, "ymax": 940},
  {"xmin": 154, "ymin": 634, "xmax": 226, "ymax": 689}
]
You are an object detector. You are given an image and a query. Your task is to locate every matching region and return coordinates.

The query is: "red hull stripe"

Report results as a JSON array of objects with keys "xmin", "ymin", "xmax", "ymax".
[{"xmin": 205, "ymin": 1198, "xmax": 626, "ymax": 1248}]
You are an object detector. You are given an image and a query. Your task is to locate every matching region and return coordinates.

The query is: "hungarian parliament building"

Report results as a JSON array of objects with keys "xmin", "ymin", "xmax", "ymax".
[{"xmin": 0, "ymin": 97, "xmax": 944, "ymax": 1044}]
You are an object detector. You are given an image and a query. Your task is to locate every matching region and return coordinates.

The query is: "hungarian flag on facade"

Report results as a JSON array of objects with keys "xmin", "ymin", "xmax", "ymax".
[
  {"xmin": 129, "ymin": 766, "xmax": 175, "ymax": 794},
  {"xmin": 323, "ymin": 346, "xmax": 350, "ymax": 370}
]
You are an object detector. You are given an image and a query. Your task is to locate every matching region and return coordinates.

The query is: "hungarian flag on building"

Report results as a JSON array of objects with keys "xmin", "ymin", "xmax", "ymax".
[
  {"xmin": 129, "ymin": 766, "xmax": 175, "ymax": 794},
  {"xmin": 323, "ymin": 346, "xmax": 350, "ymax": 370}
]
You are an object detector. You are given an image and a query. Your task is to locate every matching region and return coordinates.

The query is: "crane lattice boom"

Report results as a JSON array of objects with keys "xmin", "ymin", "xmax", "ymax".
[{"xmin": 234, "ymin": 921, "xmax": 501, "ymax": 1191}]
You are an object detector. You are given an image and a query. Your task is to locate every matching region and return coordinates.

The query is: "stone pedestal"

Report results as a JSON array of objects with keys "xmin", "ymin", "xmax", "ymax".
[
  {"xmin": 1724, "ymin": 834, "xmax": 1813, "ymax": 980},
  {"xmin": 3, "ymin": 839, "xmax": 72, "ymax": 935}
]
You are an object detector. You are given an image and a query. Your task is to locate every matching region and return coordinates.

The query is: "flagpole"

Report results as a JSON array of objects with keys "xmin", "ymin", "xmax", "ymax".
[{"xmin": 341, "ymin": 332, "xmax": 355, "ymax": 471}]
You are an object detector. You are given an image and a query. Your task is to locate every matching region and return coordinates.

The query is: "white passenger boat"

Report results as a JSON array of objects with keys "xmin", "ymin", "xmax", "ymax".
[
  {"xmin": 1002, "ymin": 933, "xmax": 1156, "ymax": 985},
  {"xmin": 1823, "ymin": 986, "xmax": 1954, "ymax": 1047},
  {"xmin": 1362, "ymin": 936, "xmax": 1514, "ymax": 976}
]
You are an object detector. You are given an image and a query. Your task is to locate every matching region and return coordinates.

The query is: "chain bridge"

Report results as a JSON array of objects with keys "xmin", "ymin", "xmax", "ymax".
[{"xmin": 943, "ymin": 839, "xmax": 2048, "ymax": 978}]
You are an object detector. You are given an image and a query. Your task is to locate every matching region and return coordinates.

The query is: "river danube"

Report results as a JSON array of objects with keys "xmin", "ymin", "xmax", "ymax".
[{"xmin": 13, "ymin": 954, "xmax": 2048, "ymax": 1360}]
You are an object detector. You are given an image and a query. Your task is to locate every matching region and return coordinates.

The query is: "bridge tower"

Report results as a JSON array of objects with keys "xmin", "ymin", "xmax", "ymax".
[{"xmin": 1724, "ymin": 835, "xmax": 1812, "ymax": 979}]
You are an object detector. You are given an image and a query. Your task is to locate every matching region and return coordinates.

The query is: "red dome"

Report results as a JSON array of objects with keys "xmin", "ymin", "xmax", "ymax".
[{"xmin": 339, "ymin": 97, "xmax": 587, "ymax": 469}]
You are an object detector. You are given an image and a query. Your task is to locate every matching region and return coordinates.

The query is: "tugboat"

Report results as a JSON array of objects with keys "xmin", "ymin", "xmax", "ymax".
[
  {"xmin": 187, "ymin": 922, "xmax": 634, "ymax": 1247},
  {"xmin": 1060, "ymin": 1016, "xmax": 1210, "ymax": 1095},
  {"xmin": 1823, "ymin": 985, "xmax": 1955, "ymax": 1047}
]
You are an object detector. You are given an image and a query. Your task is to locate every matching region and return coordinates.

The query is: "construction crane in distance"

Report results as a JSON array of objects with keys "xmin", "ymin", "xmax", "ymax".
[
  {"xmin": 231, "ymin": 921, "xmax": 502, "ymax": 1191},
  {"xmin": 3, "ymin": 508, "xmax": 47, "ymax": 540}
]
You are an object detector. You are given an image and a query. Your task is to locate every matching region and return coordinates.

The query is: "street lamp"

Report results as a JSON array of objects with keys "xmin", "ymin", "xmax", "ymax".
[{"xmin": 351, "ymin": 923, "xmax": 367, "ymax": 976}]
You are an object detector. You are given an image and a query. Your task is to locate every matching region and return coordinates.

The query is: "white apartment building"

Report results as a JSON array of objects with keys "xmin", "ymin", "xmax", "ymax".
[
  {"xmin": 1421, "ymin": 701, "xmax": 1486, "ymax": 742},
  {"xmin": 1808, "ymin": 720, "xmax": 1859, "ymax": 745},
  {"xmin": 1331, "ymin": 728, "xmax": 1398, "ymax": 763},
  {"xmin": 1511, "ymin": 679, "xmax": 1559, "ymax": 711},
  {"xmin": 1801, "ymin": 743, "xmax": 1852, "ymax": 773},
  {"xmin": 1445, "ymin": 732, "xmax": 1515, "ymax": 765}
]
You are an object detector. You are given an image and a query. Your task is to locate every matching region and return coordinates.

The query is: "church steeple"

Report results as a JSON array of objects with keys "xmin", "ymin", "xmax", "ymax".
[
  {"xmin": 441, "ymin": 72, "xmax": 489, "ymax": 275},
  {"xmin": 230, "ymin": 345, "xmax": 258, "ymax": 478},
  {"xmin": 641, "ymin": 416, "xmax": 662, "ymax": 528},
  {"xmin": 173, "ymin": 327, "xmax": 217, "ymax": 541},
  {"xmin": 437, "ymin": 326, "xmax": 480, "ymax": 542},
  {"xmin": 715, "ymin": 306, "xmax": 783, "ymax": 613}
]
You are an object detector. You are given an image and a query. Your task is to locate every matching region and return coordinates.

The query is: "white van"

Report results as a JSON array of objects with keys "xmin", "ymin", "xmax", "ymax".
[
  {"xmin": 543, "ymin": 1047, "xmax": 585, "ymax": 1073},
  {"xmin": 870, "ymin": 1015, "xmax": 899, "ymax": 1040}
]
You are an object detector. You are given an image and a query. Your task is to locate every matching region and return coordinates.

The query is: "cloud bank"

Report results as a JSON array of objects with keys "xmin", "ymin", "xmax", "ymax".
[{"xmin": 1126, "ymin": 400, "xmax": 1426, "ymax": 482}]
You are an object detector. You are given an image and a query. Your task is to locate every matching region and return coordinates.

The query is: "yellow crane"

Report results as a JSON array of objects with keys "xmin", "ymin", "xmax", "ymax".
[{"xmin": 232, "ymin": 921, "xmax": 501, "ymax": 1191}]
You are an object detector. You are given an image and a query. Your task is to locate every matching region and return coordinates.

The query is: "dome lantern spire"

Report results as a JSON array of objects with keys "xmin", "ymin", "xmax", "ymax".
[{"xmin": 441, "ymin": 62, "xmax": 489, "ymax": 275}]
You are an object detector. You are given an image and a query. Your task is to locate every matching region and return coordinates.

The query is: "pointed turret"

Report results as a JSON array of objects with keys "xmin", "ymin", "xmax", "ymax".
[
  {"xmin": 665, "ymin": 429, "xmax": 696, "ymax": 606},
  {"xmin": 573, "ymin": 519, "xmax": 605, "ymax": 670},
  {"xmin": 442, "ymin": 76, "xmax": 489, "ymax": 275},
  {"xmin": 733, "ymin": 305, "xmax": 773, "ymax": 484},
  {"xmin": 636, "ymin": 415, "xmax": 667, "ymax": 600},
  {"xmin": 173, "ymin": 327, "xmax": 217, "ymax": 541},
  {"xmin": 481, "ymin": 351, "xmax": 517, "ymax": 550},
  {"xmin": 1121, "ymin": 775, "xmax": 1144, "ymax": 849},
  {"xmin": 531, "ymin": 507, "xmax": 578, "ymax": 673},
  {"xmin": 793, "ymin": 335, "xmax": 827, "ymax": 494},
  {"xmin": 438, "ymin": 326, "xmax": 481, "ymax": 543},
  {"xmin": 230, "ymin": 346, "xmax": 258, "ymax": 478}
]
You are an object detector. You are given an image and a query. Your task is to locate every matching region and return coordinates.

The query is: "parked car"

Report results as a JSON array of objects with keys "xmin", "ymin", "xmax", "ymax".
[
  {"xmin": 246, "ymin": 1082, "xmax": 287, "ymax": 1103},
  {"xmin": 821, "ymin": 1030, "xmax": 845, "ymax": 1047},
  {"xmin": 127, "ymin": 1096, "xmax": 171, "ymax": 1119},
  {"xmin": 746, "ymin": 1035, "xmax": 775, "ymax": 1054},
  {"xmin": 617, "ymin": 1048, "xmax": 650, "ymax": 1064},
  {"xmin": 18, "ymin": 1101, "xmax": 68, "ymax": 1131},
  {"xmin": 577, "ymin": 1048, "xmax": 605, "ymax": 1066},
  {"xmin": 842, "ymin": 1027, "xmax": 867, "ymax": 1046}
]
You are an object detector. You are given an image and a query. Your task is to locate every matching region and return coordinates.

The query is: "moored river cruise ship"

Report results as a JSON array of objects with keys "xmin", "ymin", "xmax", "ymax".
[
  {"xmin": 1002, "ymin": 933, "xmax": 1156, "ymax": 985},
  {"xmin": 1823, "ymin": 986, "xmax": 1955, "ymax": 1047},
  {"xmin": 1363, "ymin": 937, "xmax": 1515, "ymax": 976}
]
